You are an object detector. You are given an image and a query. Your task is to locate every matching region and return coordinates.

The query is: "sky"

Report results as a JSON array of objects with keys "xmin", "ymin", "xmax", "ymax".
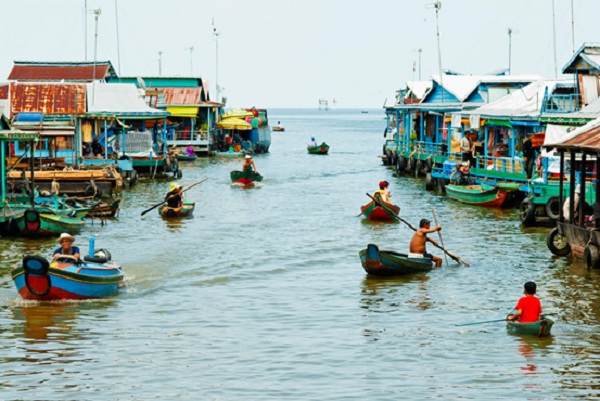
[{"xmin": 1, "ymin": 0, "xmax": 599, "ymax": 109}]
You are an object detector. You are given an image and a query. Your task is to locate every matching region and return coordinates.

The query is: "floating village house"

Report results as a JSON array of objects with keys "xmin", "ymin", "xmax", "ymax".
[
  {"xmin": 109, "ymin": 76, "xmax": 222, "ymax": 155},
  {"xmin": 385, "ymin": 72, "xmax": 539, "ymax": 186}
]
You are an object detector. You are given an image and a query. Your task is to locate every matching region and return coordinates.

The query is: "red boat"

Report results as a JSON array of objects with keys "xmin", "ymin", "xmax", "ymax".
[{"xmin": 361, "ymin": 194, "xmax": 400, "ymax": 221}]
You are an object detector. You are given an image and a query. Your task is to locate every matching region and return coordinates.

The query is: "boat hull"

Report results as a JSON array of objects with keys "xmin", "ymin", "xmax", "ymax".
[
  {"xmin": 359, "ymin": 244, "xmax": 434, "ymax": 276},
  {"xmin": 506, "ymin": 317, "xmax": 554, "ymax": 337},
  {"xmin": 445, "ymin": 183, "xmax": 508, "ymax": 207},
  {"xmin": 361, "ymin": 200, "xmax": 400, "ymax": 221},
  {"xmin": 158, "ymin": 199, "xmax": 195, "ymax": 218},
  {"xmin": 307, "ymin": 143, "xmax": 329, "ymax": 154},
  {"xmin": 11, "ymin": 255, "xmax": 124, "ymax": 301},
  {"xmin": 176, "ymin": 154, "xmax": 197, "ymax": 161},
  {"xmin": 230, "ymin": 169, "xmax": 263, "ymax": 186},
  {"xmin": 16, "ymin": 209, "xmax": 85, "ymax": 237}
]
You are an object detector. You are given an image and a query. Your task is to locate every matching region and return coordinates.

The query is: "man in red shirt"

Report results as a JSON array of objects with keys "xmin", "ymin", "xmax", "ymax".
[{"xmin": 507, "ymin": 281, "xmax": 542, "ymax": 323}]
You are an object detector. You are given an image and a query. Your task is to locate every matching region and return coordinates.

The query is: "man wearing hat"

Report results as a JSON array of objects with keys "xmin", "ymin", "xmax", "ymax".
[
  {"xmin": 164, "ymin": 182, "xmax": 183, "ymax": 211},
  {"xmin": 308, "ymin": 136, "xmax": 318, "ymax": 147},
  {"xmin": 241, "ymin": 154, "xmax": 259, "ymax": 174},
  {"xmin": 409, "ymin": 218, "xmax": 443, "ymax": 267},
  {"xmin": 53, "ymin": 233, "xmax": 81, "ymax": 260}
]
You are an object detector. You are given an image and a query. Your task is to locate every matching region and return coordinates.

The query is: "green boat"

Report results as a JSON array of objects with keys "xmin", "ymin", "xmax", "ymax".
[
  {"xmin": 230, "ymin": 168, "xmax": 264, "ymax": 186},
  {"xmin": 16, "ymin": 208, "xmax": 85, "ymax": 237},
  {"xmin": 307, "ymin": 142, "xmax": 329, "ymax": 155},
  {"xmin": 175, "ymin": 154, "xmax": 197, "ymax": 161},
  {"xmin": 445, "ymin": 183, "xmax": 508, "ymax": 207},
  {"xmin": 158, "ymin": 197, "xmax": 195, "ymax": 218},
  {"xmin": 359, "ymin": 244, "xmax": 434, "ymax": 276},
  {"xmin": 506, "ymin": 316, "xmax": 554, "ymax": 337}
]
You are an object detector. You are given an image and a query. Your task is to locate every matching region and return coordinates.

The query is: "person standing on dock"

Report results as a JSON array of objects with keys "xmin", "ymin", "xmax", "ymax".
[
  {"xmin": 460, "ymin": 131, "xmax": 475, "ymax": 168},
  {"xmin": 409, "ymin": 219, "xmax": 443, "ymax": 267},
  {"xmin": 507, "ymin": 281, "xmax": 542, "ymax": 323},
  {"xmin": 522, "ymin": 135, "xmax": 538, "ymax": 179}
]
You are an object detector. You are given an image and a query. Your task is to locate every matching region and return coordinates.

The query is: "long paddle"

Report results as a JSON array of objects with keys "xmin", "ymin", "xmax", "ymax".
[
  {"xmin": 140, "ymin": 178, "xmax": 207, "ymax": 216},
  {"xmin": 432, "ymin": 209, "xmax": 448, "ymax": 267},
  {"xmin": 366, "ymin": 193, "xmax": 471, "ymax": 267},
  {"xmin": 455, "ymin": 312, "xmax": 558, "ymax": 326}
]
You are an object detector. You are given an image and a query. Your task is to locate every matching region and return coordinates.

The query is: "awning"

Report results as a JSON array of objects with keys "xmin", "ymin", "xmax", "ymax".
[
  {"xmin": 217, "ymin": 117, "xmax": 252, "ymax": 130},
  {"xmin": 18, "ymin": 128, "xmax": 75, "ymax": 136},
  {"xmin": 166, "ymin": 106, "xmax": 199, "ymax": 118}
]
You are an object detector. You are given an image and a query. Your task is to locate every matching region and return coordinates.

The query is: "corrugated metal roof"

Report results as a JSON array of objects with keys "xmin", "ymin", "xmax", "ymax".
[
  {"xmin": 0, "ymin": 84, "xmax": 8, "ymax": 100},
  {"xmin": 10, "ymin": 82, "xmax": 86, "ymax": 115},
  {"xmin": 8, "ymin": 61, "xmax": 116, "ymax": 82},
  {"xmin": 86, "ymin": 83, "xmax": 168, "ymax": 119},
  {"xmin": 562, "ymin": 43, "xmax": 600, "ymax": 74},
  {"xmin": 546, "ymin": 116, "xmax": 600, "ymax": 152},
  {"xmin": 162, "ymin": 87, "xmax": 202, "ymax": 105}
]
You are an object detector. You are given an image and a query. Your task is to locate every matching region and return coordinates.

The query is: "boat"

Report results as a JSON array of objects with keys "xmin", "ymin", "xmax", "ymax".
[
  {"xmin": 15, "ymin": 208, "xmax": 85, "ymax": 237},
  {"xmin": 361, "ymin": 194, "xmax": 400, "ymax": 221},
  {"xmin": 359, "ymin": 244, "xmax": 434, "ymax": 276},
  {"xmin": 307, "ymin": 142, "xmax": 330, "ymax": 155},
  {"xmin": 272, "ymin": 125, "xmax": 285, "ymax": 132},
  {"xmin": 158, "ymin": 197, "xmax": 195, "ymax": 218},
  {"xmin": 11, "ymin": 241, "xmax": 124, "ymax": 301},
  {"xmin": 175, "ymin": 154, "xmax": 197, "ymax": 161},
  {"xmin": 506, "ymin": 316, "xmax": 555, "ymax": 337},
  {"xmin": 230, "ymin": 169, "xmax": 263, "ymax": 186},
  {"xmin": 444, "ymin": 183, "xmax": 508, "ymax": 207}
]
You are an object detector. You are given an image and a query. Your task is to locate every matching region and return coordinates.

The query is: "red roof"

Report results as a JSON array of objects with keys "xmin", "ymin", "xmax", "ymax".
[
  {"xmin": 162, "ymin": 87, "xmax": 202, "ymax": 105},
  {"xmin": 8, "ymin": 62, "xmax": 113, "ymax": 82},
  {"xmin": 0, "ymin": 84, "xmax": 8, "ymax": 100},
  {"xmin": 10, "ymin": 83, "xmax": 87, "ymax": 115}
]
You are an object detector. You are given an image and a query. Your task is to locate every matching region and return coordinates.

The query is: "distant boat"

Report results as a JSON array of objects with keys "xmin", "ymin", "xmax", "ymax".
[
  {"xmin": 361, "ymin": 110, "xmax": 369, "ymax": 114},
  {"xmin": 307, "ymin": 142, "xmax": 329, "ymax": 155},
  {"xmin": 230, "ymin": 168, "xmax": 263, "ymax": 187},
  {"xmin": 272, "ymin": 125, "xmax": 285, "ymax": 132}
]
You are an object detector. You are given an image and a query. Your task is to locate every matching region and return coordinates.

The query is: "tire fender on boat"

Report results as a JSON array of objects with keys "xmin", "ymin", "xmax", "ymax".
[
  {"xmin": 84, "ymin": 248, "xmax": 111, "ymax": 263},
  {"xmin": 396, "ymin": 155, "xmax": 406, "ymax": 173},
  {"xmin": 584, "ymin": 244, "xmax": 600, "ymax": 269},
  {"xmin": 519, "ymin": 199, "xmax": 537, "ymax": 226},
  {"xmin": 546, "ymin": 227, "xmax": 571, "ymax": 256},
  {"xmin": 22, "ymin": 255, "xmax": 51, "ymax": 296},
  {"xmin": 425, "ymin": 172, "xmax": 433, "ymax": 191},
  {"xmin": 545, "ymin": 196, "xmax": 561, "ymax": 220}
]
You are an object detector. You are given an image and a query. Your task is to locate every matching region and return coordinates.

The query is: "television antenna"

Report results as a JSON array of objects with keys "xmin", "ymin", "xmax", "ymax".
[
  {"xmin": 507, "ymin": 28, "xmax": 519, "ymax": 74},
  {"xmin": 212, "ymin": 18, "xmax": 221, "ymax": 102},
  {"xmin": 186, "ymin": 46, "xmax": 194, "ymax": 76},
  {"xmin": 426, "ymin": 1, "xmax": 443, "ymax": 101}
]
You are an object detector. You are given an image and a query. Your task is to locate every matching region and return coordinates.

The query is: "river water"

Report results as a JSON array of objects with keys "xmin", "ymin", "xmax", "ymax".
[{"xmin": 1, "ymin": 108, "xmax": 599, "ymax": 400}]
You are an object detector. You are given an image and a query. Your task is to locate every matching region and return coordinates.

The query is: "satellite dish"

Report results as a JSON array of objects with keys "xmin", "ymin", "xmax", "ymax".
[{"xmin": 136, "ymin": 77, "xmax": 147, "ymax": 90}]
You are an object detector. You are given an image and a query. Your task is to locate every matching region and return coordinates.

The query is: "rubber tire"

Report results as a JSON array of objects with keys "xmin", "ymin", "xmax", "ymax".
[
  {"xmin": 519, "ymin": 199, "xmax": 537, "ymax": 226},
  {"xmin": 426, "ymin": 158, "xmax": 433, "ymax": 172},
  {"xmin": 547, "ymin": 227, "xmax": 571, "ymax": 256},
  {"xmin": 129, "ymin": 169, "xmax": 138, "ymax": 187},
  {"xmin": 84, "ymin": 185, "xmax": 96, "ymax": 197},
  {"xmin": 437, "ymin": 178, "xmax": 446, "ymax": 194},
  {"xmin": 396, "ymin": 155, "xmax": 406, "ymax": 174},
  {"xmin": 176, "ymin": 169, "xmax": 183, "ymax": 179},
  {"xmin": 425, "ymin": 172, "xmax": 433, "ymax": 190},
  {"xmin": 409, "ymin": 155, "xmax": 416, "ymax": 172},
  {"xmin": 584, "ymin": 244, "xmax": 600, "ymax": 269},
  {"xmin": 415, "ymin": 160, "xmax": 421, "ymax": 178},
  {"xmin": 545, "ymin": 196, "xmax": 561, "ymax": 221}
]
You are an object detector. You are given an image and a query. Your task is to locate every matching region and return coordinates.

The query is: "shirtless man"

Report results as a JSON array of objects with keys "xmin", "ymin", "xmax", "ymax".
[
  {"xmin": 409, "ymin": 218, "xmax": 443, "ymax": 267},
  {"xmin": 242, "ymin": 154, "xmax": 259, "ymax": 174}
]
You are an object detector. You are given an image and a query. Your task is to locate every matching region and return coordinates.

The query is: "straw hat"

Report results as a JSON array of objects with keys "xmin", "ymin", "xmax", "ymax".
[
  {"xmin": 245, "ymin": 154, "xmax": 252, "ymax": 159},
  {"xmin": 170, "ymin": 182, "xmax": 181, "ymax": 191},
  {"xmin": 58, "ymin": 233, "xmax": 75, "ymax": 243}
]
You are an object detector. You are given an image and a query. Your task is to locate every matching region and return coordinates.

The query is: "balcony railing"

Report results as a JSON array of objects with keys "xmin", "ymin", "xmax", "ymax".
[{"xmin": 542, "ymin": 94, "xmax": 581, "ymax": 114}]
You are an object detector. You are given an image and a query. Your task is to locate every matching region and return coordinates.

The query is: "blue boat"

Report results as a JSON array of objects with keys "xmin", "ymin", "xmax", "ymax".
[
  {"xmin": 359, "ymin": 243, "xmax": 434, "ymax": 276},
  {"xmin": 11, "ymin": 240, "xmax": 124, "ymax": 301}
]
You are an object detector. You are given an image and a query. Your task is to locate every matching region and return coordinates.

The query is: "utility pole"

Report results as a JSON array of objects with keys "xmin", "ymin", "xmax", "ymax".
[
  {"xmin": 186, "ymin": 46, "xmax": 194, "ymax": 76},
  {"xmin": 213, "ymin": 19, "xmax": 220, "ymax": 102},
  {"xmin": 418, "ymin": 48, "xmax": 422, "ymax": 80},
  {"xmin": 552, "ymin": 0, "xmax": 558, "ymax": 78},
  {"xmin": 115, "ymin": 0, "xmax": 121, "ymax": 75},
  {"xmin": 426, "ymin": 1, "xmax": 444, "ymax": 101},
  {"xmin": 92, "ymin": 8, "xmax": 101, "ymax": 105},
  {"xmin": 508, "ymin": 28, "xmax": 512, "ymax": 74},
  {"xmin": 158, "ymin": 51, "xmax": 162, "ymax": 76},
  {"xmin": 571, "ymin": 0, "xmax": 575, "ymax": 53}
]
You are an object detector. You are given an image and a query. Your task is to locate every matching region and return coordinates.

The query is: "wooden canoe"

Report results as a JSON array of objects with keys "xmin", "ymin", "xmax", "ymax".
[
  {"xmin": 445, "ymin": 183, "xmax": 508, "ymax": 207},
  {"xmin": 361, "ymin": 195, "xmax": 400, "ymax": 221},
  {"xmin": 506, "ymin": 316, "xmax": 554, "ymax": 337},
  {"xmin": 16, "ymin": 208, "xmax": 85, "ymax": 237},
  {"xmin": 359, "ymin": 244, "xmax": 434, "ymax": 276},
  {"xmin": 176, "ymin": 154, "xmax": 197, "ymax": 161},
  {"xmin": 307, "ymin": 142, "xmax": 329, "ymax": 154},
  {"xmin": 230, "ymin": 168, "xmax": 263, "ymax": 186}
]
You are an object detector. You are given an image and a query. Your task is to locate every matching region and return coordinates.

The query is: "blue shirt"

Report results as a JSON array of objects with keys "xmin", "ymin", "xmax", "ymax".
[{"xmin": 53, "ymin": 245, "xmax": 80, "ymax": 257}]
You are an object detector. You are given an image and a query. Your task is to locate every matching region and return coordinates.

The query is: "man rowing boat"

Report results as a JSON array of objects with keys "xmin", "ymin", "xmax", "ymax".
[{"xmin": 409, "ymin": 218, "xmax": 443, "ymax": 267}]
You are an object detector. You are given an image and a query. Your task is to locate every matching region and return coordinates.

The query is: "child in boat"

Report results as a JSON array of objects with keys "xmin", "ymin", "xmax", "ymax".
[
  {"xmin": 53, "ymin": 233, "xmax": 81, "ymax": 261},
  {"xmin": 507, "ymin": 281, "xmax": 542, "ymax": 323},
  {"xmin": 378, "ymin": 181, "xmax": 392, "ymax": 203}
]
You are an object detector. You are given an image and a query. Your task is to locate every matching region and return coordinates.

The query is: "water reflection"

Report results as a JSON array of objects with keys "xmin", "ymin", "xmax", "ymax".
[{"xmin": 359, "ymin": 274, "xmax": 431, "ymax": 313}]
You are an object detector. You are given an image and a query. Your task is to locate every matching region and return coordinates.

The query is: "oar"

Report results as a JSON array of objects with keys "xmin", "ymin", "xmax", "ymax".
[
  {"xmin": 455, "ymin": 318, "xmax": 507, "ymax": 327},
  {"xmin": 140, "ymin": 178, "xmax": 207, "ymax": 216},
  {"xmin": 366, "ymin": 193, "xmax": 471, "ymax": 267},
  {"xmin": 455, "ymin": 312, "xmax": 558, "ymax": 326},
  {"xmin": 432, "ymin": 209, "xmax": 449, "ymax": 267}
]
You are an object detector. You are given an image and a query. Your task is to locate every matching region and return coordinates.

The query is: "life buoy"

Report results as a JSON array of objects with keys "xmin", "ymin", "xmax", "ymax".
[
  {"xmin": 546, "ymin": 227, "xmax": 571, "ymax": 256},
  {"xmin": 545, "ymin": 196, "xmax": 561, "ymax": 220},
  {"xmin": 519, "ymin": 199, "xmax": 536, "ymax": 226},
  {"xmin": 584, "ymin": 244, "xmax": 600, "ymax": 269}
]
